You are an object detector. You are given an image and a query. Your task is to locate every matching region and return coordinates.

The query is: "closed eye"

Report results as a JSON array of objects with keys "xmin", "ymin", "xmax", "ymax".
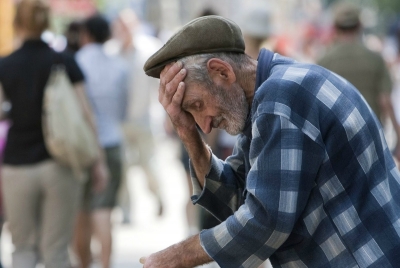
[
  {"xmin": 192, "ymin": 101, "xmax": 202, "ymax": 111},
  {"xmin": 183, "ymin": 100, "xmax": 203, "ymax": 112}
]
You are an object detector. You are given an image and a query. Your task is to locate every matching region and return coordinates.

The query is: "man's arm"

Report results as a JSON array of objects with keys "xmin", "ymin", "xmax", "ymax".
[
  {"xmin": 158, "ymin": 61, "xmax": 211, "ymax": 187},
  {"xmin": 74, "ymin": 82, "xmax": 109, "ymax": 192},
  {"xmin": 140, "ymin": 234, "xmax": 213, "ymax": 267},
  {"xmin": 138, "ymin": 62, "xmax": 217, "ymax": 267},
  {"xmin": 199, "ymin": 114, "xmax": 324, "ymax": 267}
]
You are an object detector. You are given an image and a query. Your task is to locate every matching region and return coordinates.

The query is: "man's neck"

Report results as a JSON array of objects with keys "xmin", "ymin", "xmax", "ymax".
[
  {"xmin": 335, "ymin": 30, "xmax": 361, "ymax": 43},
  {"xmin": 239, "ymin": 58, "xmax": 258, "ymax": 106}
]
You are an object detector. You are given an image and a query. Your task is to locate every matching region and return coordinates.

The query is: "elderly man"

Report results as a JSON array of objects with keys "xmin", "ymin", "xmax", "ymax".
[{"xmin": 141, "ymin": 15, "xmax": 400, "ymax": 268}]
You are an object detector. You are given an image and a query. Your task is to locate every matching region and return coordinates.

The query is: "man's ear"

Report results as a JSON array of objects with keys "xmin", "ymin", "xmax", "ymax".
[{"xmin": 207, "ymin": 58, "xmax": 236, "ymax": 86}]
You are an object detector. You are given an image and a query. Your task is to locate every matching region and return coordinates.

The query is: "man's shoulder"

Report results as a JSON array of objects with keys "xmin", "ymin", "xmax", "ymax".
[
  {"xmin": 76, "ymin": 44, "xmax": 102, "ymax": 58},
  {"xmin": 74, "ymin": 46, "xmax": 90, "ymax": 63},
  {"xmin": 361, "ymin": 46, "xmax": 386, "ymax": 65},
  {"xmin": 265, "ymin": 59, "xmax": 330, "ymax": 90},
  {"xmin": 0, "ymin": 49, "xmax": 25, "ymax": 78},
  {"xmin": 0, "ymin": 48, "xmax": 21, "ymax": 65},
  {"xmin": 253, "ymin": 59, "xmax": 354, "ymax": 117}
]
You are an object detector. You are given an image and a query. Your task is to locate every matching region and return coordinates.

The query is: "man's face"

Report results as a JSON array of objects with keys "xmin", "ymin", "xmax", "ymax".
[{"xmin": 182, "ymin": 81, "xmax": 249, "ymax": 135}]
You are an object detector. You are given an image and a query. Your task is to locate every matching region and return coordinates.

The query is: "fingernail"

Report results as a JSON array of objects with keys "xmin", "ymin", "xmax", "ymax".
[
  {"xmin": 177, "ymin": 61, "xmax": 182, "ymax": 68},
  {"xmin": 180, "ymin": 69, "xmax": 186, "ymax": 75}
]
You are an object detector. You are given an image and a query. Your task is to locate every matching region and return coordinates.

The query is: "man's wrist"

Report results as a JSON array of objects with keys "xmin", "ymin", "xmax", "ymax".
[{"xmin": 179, "ymin": 234, "xmax": 213, "ymax": 267}]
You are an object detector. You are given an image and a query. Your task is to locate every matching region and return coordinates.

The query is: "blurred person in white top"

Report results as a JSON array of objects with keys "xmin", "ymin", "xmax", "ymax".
[
  {"xmin": 239, "ymin": 5, "xmax": 274, "ymax": 60},
  {"xmin": 106, "ymin": 8, "xmax": 165, "ymax": 223}
]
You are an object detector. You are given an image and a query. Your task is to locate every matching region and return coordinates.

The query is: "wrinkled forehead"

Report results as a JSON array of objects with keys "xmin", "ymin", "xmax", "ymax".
[{"xmin": 181, "ymin": 82, "xmax": 214, "ymax": 108}]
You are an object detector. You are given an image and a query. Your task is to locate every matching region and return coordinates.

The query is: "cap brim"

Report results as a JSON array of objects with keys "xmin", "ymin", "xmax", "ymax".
[
  {"xmin": 144, "ymin": 58, "xmax": 181, "ymax": 79},
  {"xmin": 145, "ymin": 48, "xmax": 245, "ymax": 79}
]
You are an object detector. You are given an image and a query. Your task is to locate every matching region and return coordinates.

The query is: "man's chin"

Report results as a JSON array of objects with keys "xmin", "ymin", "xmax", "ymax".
[
  {"xmin": 223, "ymin": 124, "xmax": 244, "ymax": 136},
  {"xmin": 216, "ymin": 117, "xmax": 246, "ymax": 135}
]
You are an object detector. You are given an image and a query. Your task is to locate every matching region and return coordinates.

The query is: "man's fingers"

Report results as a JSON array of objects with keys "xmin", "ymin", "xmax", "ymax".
[
  {"xmin": 160, "ymin": 61, "xmax": 184, "ymax": 91},
  {"xmin": 160, "ymin": 63, "xmax": 174, "ymax": 77},
  {"xmin": 159, "ymin": 67, "xmax": 186, "ymax": 109},
  {"xmin": 139, "ymin": 257, "xmax": 146, "ymax": 264},
  {"xmin": 165, "ymin": 68, "xmax": 186, "ymax": 96},
  {"xmin": 171, "ymin": 81, "xmax": 185, "ymax": 106}
]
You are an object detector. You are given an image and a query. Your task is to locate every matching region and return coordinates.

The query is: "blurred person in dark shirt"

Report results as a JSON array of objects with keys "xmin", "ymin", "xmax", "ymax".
[
  {"xmin": 0, "ymin": 1, "xmax": 107, "ymax": 267},
  {"xmin": 64, "ymin": 20, "xmax": 84, "ymax": 55}
]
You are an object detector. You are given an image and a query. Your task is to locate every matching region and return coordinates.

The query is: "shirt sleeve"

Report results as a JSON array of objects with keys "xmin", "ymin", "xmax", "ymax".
[
  {"xmin": 197, "ymin": 114, "xmax": 325, "ymax": 267},
  {"xmin": 62, "ymin": 52, "xmax": 85, "ymax": 84},
  {"xmin": 190, "ymin": 135, "xmax": 247, "ymax": 222}
]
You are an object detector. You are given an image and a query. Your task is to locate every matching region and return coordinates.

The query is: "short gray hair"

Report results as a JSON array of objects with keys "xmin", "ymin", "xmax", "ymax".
[{"xmin": 180, "ymin": 52, "xmax": 251, "ymax": 90}]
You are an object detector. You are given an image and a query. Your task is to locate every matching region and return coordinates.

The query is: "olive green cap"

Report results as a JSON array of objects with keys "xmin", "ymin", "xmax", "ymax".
[{"xmin": 143, "ymin": 15, "xmax": 245, "ymax": 78}]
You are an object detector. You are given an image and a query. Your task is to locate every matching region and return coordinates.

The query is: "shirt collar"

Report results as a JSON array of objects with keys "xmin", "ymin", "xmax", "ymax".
[
  {"xmin": 255, "ymin": 48, "xmax": 274, "ymax": 89},
  {"xmin": 242, "ymin": 48, "xmax": 274, "ymax": 139}
]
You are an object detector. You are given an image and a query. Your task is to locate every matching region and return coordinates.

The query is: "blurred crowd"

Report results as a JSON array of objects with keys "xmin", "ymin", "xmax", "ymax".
[{"xmin": 0, "ymin": 0, "xmax": 400, "ymax": 267}]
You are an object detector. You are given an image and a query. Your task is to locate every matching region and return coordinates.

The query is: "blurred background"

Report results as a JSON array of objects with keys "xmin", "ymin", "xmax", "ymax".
[
  {"xmin": 1, "ymin": 0, "xmax": 400, "ymax": 57},
  {"xmin": 1, "ymin": 0, "xmax": 400, "ymax": 267}
]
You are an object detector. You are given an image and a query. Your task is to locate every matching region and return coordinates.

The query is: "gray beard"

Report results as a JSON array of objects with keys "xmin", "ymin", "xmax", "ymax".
[{"xmin": 212, "ymin": 84, "xmax": 248, "ymax": 135}]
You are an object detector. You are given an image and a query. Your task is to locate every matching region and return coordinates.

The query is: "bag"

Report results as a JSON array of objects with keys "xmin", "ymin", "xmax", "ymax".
[{"xmin": 42, "ymin": 65, "xmax": 98, "ymax": 181}]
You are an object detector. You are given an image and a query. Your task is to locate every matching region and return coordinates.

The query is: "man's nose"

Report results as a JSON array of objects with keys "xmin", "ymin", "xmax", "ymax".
[{"xmin": 195, "ymin": 116, "xmax": 212, "ymax": 134}]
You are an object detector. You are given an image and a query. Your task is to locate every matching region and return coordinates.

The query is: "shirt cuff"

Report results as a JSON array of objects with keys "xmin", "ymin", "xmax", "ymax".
[
  {"xmin": 199, "ymin": 221, "xmax": 235, "ymax": 267},
  {"xmin": 189, "ymin": 147, "xmax": 218, "ymax": 204}
]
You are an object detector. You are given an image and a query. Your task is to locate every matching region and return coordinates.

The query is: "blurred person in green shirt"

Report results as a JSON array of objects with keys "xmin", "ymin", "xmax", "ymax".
[{"xmin": 317, "ymin": 1, "xmax": 400, "ymax": 161}]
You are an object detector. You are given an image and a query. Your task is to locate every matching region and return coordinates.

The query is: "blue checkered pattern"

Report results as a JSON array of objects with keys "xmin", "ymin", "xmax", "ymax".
[{"xmin": 191, "ymin": 49, "xmax": 400, "ymax": 268}]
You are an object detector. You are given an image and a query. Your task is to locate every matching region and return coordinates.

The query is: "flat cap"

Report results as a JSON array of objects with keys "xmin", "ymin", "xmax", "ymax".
[
  {"xmin": 144, "ymin": 15, "xmax": 245, "ymax": 78},
  {"xmin": 333, "ymin": 1, "xmax": 361, "ymax": 28}
]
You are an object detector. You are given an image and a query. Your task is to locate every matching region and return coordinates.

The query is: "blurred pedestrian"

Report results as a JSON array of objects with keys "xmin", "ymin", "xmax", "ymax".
[
  {"xmin": 387, "ymin": 20, "xmax": 400, "ymax": 165},
  {"xmin": 0, "ymin": 116, "xmax": 9, "ymax": 268},
  {"xmin": 317, "ymin": 1, "xmax": 400, "ymax": 160},
  {"xmin": 239, "ymin": 5, "xmax": 273, "ymax": 60},
  {"xmin": 73, "ymin": 14, "xmax": 128, "ymax": 268},
  {"xmin": 64, "ymin": 20, "xmax": 83, "ymax": 56},
  {"xmin": 109, "ymin": 8, "xmax": 164, "ymax": 223},
  {"xmin": 140, "ymin": 15, "xmax": 400, "ymax": 267},
  {"xmin": 0, "ymin": 1, "xmax": 107, "ymax": 267}
]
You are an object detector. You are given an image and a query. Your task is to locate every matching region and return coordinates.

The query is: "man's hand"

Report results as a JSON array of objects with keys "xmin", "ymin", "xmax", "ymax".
[
  {"xmin": 139, "ymin": 248, "xmax": 181, "ymax": 268},
  {"xmin": 159, "ymin": 62, "xmax": 196, "ymax": 134},
  {"xmin": 159, "ymin": 62, "xmax": 212, "ymax": 187},
  {"xmin": 91, "ymin": 159, "xmax": 109, "ymax": 193},
  {"xmin": 139, "ymin": 235, "xmax": 213, "ymax": 268}
]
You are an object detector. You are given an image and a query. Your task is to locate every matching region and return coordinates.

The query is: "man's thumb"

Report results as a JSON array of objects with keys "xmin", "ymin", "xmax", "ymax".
[{"xmin": 139, "ymin": 257, "xmax": 147, "ymax": 264}]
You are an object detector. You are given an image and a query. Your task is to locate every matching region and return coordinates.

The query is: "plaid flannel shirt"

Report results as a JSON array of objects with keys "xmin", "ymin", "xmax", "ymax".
[{"xmin": 191, "ymin": 49, "xmax": 400, "ymax": 268}]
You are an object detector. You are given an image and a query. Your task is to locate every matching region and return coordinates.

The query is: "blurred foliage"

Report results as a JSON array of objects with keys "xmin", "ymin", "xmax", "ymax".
[
  {"xmin": 375, "ymin": 0, "xmax": 400, "ymax": 13},
  {"xmin": 94, "ymin": 0, "xmax": 106, "ymax": 12},
  {"xmin": 324, "ymin": 0, "xmax": 400, "ymax": 13}
]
